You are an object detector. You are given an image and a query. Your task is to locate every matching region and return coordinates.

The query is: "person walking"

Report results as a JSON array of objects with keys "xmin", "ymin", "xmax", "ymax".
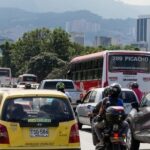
[{"xmin": 130, "ymin": 82, "xmax": 143, "ymax": 103}]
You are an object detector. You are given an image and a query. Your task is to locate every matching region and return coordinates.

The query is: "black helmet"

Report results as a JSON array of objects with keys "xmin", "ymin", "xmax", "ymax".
[
  {"xmin": 131, "ymin": 82, "xmax": 139, "ymax": 89},
  {"xmin": 109, "ymin": 83, "xmax": 121, "ymax": 97}
]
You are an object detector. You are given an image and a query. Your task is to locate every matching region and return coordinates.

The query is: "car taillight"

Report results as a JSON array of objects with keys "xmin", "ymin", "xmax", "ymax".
[
  {"xmin": 69, "ymin": 123, "xmax": 80, "ymax": 143},
  {"xmin": 113, "ymin": 132, "xmax": 119, "ymax": 140},
  {"xmin": 0, "ymin": 124, "xmax": 9, "ymax": 144}
]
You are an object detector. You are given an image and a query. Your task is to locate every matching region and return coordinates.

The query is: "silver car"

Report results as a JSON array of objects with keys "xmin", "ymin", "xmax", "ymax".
[{"xmin": 76, "ymin": 87, "xmax": 138, "ymax": 129}]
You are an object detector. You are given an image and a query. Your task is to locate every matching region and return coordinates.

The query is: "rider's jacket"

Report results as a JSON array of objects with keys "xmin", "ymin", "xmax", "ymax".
[{"xmin": 94, "ymin": 96, "xmax": 124, "ymax": 117}]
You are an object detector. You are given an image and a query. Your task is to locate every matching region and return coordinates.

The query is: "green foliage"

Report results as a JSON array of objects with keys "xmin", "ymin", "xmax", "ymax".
[
  {"xmin": 52, "ymin": 28, "xmax": 71, "ymax": 61},
  {"xmin": 46, "ymin": 66, "xmax": 67, "ymax": 79},
  {"xmin": 26, "ymin": 52, "xmax": 66, "ymax": 82},
  {"xmin": 0, "ymin": 41, "xmax": 12, "ymax": 67},
  {"xmin": 1, "ymin": 26, "xmax": 142, "ymax": 80},
  {"xmin": 107, "ymin": 45, "xmax": 121, "ymax": 50},
  {"xmin": 124, "ymin": 45, "xmax": 139, "ymax": 51}
]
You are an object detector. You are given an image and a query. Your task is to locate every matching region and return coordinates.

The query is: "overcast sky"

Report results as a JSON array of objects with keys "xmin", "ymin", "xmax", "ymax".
[
  {"xmin": 0, "ymin": 0, "xmax": 150, "ymax": 18},
  {"xmin": 119, "ymin": 0, "xmax": 150, "ymax": 5}
]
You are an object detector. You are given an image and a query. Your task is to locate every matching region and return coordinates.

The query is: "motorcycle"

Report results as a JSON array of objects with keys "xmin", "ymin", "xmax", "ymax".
[{"xmin": 95, "ymin": 106, "xmax": 128, "ymax": 150}]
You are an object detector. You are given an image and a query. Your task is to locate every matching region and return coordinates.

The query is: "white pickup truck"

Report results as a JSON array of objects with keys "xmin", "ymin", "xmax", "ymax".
[{"xmin": 38, "ymin": 79, "xmax": 82, "ymax": 110}]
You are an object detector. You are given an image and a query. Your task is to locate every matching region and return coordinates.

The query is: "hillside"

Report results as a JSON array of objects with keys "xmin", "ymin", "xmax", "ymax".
[{"xmin": 0, "ymin": 8, "xmax": 136, "ymax": 45}]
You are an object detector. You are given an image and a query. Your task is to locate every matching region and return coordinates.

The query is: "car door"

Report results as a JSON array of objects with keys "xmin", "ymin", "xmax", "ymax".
[
  {"xmin": 132, "ymin": 93, "xmax": 150, "ymax": 141},
  {"xmin": 76, "ymin": 91, "xmax": 92, "ymax": 125},
  {"xmin": 120, "ymin": 90, "xmax": 138, "ymax": 114}
]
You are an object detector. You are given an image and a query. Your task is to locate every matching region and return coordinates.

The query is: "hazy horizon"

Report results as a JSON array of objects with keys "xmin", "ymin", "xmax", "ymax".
[{"xmin": 0, "ymin": 0, "xmax": 150, "ymax": 18}]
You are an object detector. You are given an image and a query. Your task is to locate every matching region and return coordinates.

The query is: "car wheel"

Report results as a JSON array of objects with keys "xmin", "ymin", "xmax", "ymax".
[{"xmin": 126, "ymin": 124, "xmax": 140, "ymax": 150}]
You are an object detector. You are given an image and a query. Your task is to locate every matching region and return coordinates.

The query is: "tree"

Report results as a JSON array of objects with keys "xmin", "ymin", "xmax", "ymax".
[
  {"xmin": 11, "ymin": 28, "xmax": 53, "ymax": 76},
  {"xmin": 0, "ymin": 41, "xmax": 12, "ymax": 67},
  {"xmin": 26, "ymin": 52, "xmax": 66, "ymax": 82},
  {"xmin": 52, "ymin": 28, "xmax": 71, "ymax": 61}
]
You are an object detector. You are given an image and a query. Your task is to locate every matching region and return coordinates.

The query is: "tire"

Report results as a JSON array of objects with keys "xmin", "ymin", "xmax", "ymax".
[{"xmin": 126, "ymin": 124, "xmax": 140, "ymax": 150}]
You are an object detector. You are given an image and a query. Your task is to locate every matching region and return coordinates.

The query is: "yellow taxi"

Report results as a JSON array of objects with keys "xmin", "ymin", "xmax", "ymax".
[{"xmin": 0, "ymin": 89, "xmax": 80, "ymax": 149}]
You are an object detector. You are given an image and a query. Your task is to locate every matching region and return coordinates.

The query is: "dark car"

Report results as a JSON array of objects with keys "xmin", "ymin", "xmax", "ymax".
[{"xmin": 126, "ymin": 92, "xmax": 150, "ymax": 150}]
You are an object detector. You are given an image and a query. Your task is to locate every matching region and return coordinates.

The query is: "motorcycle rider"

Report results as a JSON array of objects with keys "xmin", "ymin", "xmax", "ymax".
[
  {"xmin": 92, "ymin": 83, "xmax": 128, "ymax": 149},
  {"xmin": 56, "ymin": 82, "xmax": 71, "ymax": 102},
  {"xmin": 130, "ymin": 82, "xmax": 143, "ymax": 103},
  {"xmin": 91, "ymin": 86, "xmax": 111, "ymax": 146}
]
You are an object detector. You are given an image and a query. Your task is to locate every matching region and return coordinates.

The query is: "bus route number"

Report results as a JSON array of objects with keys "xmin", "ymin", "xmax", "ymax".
[{"xmin": 112, "ymin": 56, "xmax": 123, "ymax": 62}]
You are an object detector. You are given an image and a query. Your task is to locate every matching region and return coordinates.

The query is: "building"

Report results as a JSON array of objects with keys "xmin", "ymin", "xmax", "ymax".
[
  {"xmin": 69, "ymin": 32, "xmax": 84, "ymax": 46},
  {"xmin": 137, "ymin": 15, "xmax": 150, "ymax": 51},
  {"xmin": 94, "ymin": 36, "xmax": 121, "ymax": 47}
]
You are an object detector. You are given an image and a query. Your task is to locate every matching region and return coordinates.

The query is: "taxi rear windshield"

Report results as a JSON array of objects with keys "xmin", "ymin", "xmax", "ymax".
[
  {"xmin": 2, "ymin": 97, "xmax": 74, "ymax": 126},
  {"xmin": 109, "ymin": 55, "xmax": 150, "ymax": 73}
]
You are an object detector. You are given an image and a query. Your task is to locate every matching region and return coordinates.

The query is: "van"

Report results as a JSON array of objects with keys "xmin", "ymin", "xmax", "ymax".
[{"xmin": 17, "ymin": 74, "xmax": 38, "ymax": 88}]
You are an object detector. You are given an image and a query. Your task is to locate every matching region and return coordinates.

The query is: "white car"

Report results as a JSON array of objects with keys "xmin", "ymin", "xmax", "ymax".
[
  {"xmin": 38, "ymin": 79, "xmax": 82, "ymax": 110},
  {"xmin": 76, "ymin": 87, "xmax": 138, "ymax": 129}
]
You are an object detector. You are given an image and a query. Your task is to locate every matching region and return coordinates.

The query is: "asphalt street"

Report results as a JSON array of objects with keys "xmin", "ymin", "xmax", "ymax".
[{"xmin": 79, "ymin": 125, "xmax": 150, "ymax": 150}]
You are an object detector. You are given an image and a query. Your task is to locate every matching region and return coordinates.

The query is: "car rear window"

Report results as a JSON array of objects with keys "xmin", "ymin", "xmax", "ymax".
[
  {"xmin": 23, "ymin": 76, "xmax": 37, "ymax": 82},
  {"xmin": 43, "ymin": 81, "xmax": 74, "ymax": 89},
  {"xmin": 119, "ymin": 91, "xmax": 137, "ymax": 103},
  {"xmin": 2, "ymin": 97, "xmax": 74, "ymax": 126}
]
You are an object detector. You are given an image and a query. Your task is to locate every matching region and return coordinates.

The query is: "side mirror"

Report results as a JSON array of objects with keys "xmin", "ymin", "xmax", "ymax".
[{"xmin": 131, "ymin": 102, "xmax": 139, "ymax": 110}]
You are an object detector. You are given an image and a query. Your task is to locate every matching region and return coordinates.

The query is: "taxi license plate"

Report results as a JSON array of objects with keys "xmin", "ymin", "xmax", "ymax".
[{"xmin": 30, "ymin": 128, "xmax": 48, "ymax": 137}]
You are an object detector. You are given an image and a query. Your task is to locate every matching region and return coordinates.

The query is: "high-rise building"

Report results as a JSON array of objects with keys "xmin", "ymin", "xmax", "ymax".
[
  {"xmin": 137, "ymin": 15, "xmax": 150, "ymax": 51},
  {"xmin": 94, "ymin": 36, "xmax": 120, "ymax": 47},
  {"xmin": 70, "ymin": 32, "xmax": 84, "ymax": 46}
]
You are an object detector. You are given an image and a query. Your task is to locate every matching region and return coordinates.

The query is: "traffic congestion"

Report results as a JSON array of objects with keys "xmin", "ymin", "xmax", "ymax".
[
  {"xmin": 0, "ymin": 56, "xmax": 150, "ymax": 150},
  {"xmin": 1, "ymin": 1, "xmax": 150, "ymax": 149}
]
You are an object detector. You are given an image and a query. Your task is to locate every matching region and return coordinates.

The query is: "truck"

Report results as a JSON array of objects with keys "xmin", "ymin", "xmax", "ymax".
[{"xmin": 38, "ymin": 79, "xmax": 83, "ymax": 110}]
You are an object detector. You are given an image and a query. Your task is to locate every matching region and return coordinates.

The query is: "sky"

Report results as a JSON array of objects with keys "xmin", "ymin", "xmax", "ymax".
[
  {"xmin": 0, "ymin": 0, "xmax": 150, "ymax": 18},
  {"xmin": 118, "ymin": 0, "xmax": 150, "ymax": 5}
]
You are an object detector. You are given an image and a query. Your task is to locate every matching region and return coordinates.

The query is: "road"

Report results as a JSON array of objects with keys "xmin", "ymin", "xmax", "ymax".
[{"xmin": 79, "ymin": 125, "xmax": 150, "ymax": 150}]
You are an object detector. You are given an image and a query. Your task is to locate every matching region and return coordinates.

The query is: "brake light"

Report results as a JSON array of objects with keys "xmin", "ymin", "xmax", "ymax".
[
  {"xmin": 69, "ymin": 123, "xmax": 80, "ymax": 143},
  {"xmin": 113, "ymin": 133, "xmax": 119, "ymax": 140},
  {"xmin": 0, "ymin": 124, "xmax": 9, "ymax": 144}
]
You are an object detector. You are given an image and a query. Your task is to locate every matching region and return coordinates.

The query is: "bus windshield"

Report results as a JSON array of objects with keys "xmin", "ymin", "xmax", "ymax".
[
  {"xmin": 0, "ymin": 69, "xmax": 10, "ymax": 77},
  {"xmin": 109, "ymin": 55, "xmax": 150, "ymax": 73}
]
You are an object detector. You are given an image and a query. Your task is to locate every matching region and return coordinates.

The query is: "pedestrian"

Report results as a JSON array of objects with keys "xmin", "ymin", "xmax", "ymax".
[{"xmin": 130, "ymin": 82, "xmax": 143, "ymax": 103}]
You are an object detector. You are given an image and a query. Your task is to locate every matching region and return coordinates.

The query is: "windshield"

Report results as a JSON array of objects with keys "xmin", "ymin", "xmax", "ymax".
[
  {"xmin": 119, "ymin": 91, "xmax": 137, "ymax": 103},
  {"xmin": 0, "ymin": 69, "xmax": 10, "ymax": 77},
  {"xmin": 43, "ymin": 81, "xmax": 74, "ymax": 89},
  {"xmin": 2, "ymin": 97, "xmax": 73, "ymax": 125},
  {"xmin": 109, "ymin": 55, "xmax": 150, "ymax": 73},
  {"xmin": 23, "ymin": 76, "xmax": 37, "ymax": 82}
]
